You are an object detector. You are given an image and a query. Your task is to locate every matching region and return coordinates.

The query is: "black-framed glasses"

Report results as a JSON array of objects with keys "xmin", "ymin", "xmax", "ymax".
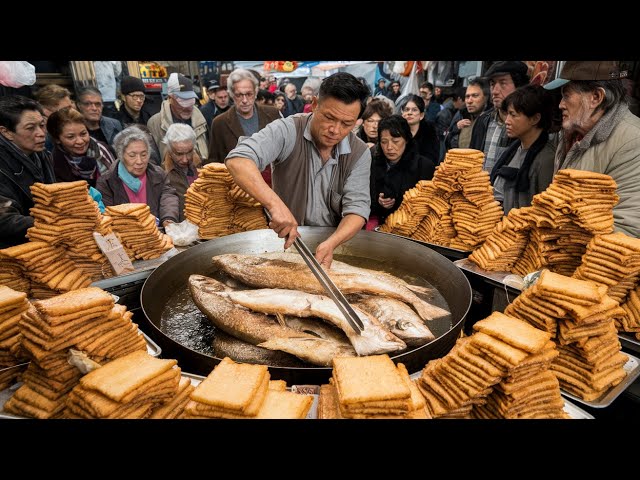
[
  {"xmin": 234, "ymin": 91, "xmax": 255, "ymax": 100},
  {"xmin": 126, "ymin": 93, "xmax": 145, "ymax": 101}
]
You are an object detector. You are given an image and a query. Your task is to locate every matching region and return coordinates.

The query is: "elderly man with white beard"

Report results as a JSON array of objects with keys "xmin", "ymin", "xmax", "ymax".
[{"xmin": 545, "ymin": 60, "xmax": 640, "ymax": 238}]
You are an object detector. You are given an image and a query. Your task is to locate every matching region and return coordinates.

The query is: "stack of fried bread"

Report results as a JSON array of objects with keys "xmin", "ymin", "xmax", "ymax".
[
  {"xmin": 0, "ymin": 286, "xmax": 30, "ymax": 390},
  {"xmin": 184, "ymin": 163, "xmax": 267, "ymax": 239},
  {"xmin": 571, "ymin": 232, "xmax": 640, "ymax": 339},
  {"xmin": 105, "ymin": 203, "xmax": 173, "ymax": 260},
  {"xmin": 317, "ymin": 355, "xmax": 429, "ymax": 419},
  {"xmin": 28, "ymin": 181, "xmax": 115, "ymax": 280},
  {"xmin": 416, "ymin": 312, "xmax": 566, "ymax": 419},
  {"xmin": 184, "ymin": 357, "xmax": 313, "ymax": 419},
  {"xmin": 3, "ymin": 287, "xmax": 148, "ymax": 418},
  {"xmin": 380, "ymin": 149, "xmax": 503, "ymax": 250},
  {"xmin": 470, "ymin": 313, "xmax": 566, "ymax": 419},
  {"xmin": 148, "ymin": 377, "xmax": 195, "ymax": 419},
  {"xmin": 619, "ymin": 286, "xmax": 640, "ymax": 340},
  {"xmin": 0, "ymin": 241, "xmax": 92, "ymax": 299},
  {"xmin": 64, "ymin": 351, "xmax": 181, "ymax": 419},
  {"xmin": 505, "ymin": 269, "xmax": 628, "ymax": 402},
  {"xmin": 0, "ymin": 250, "xmax": 30, "ymax": 295},
  {"xmin": 470, "ymin": 169, "xmax": 618, "ymax": 276}
]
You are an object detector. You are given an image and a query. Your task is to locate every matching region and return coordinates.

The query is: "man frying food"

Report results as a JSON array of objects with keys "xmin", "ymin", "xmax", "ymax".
[{"xmin": 225, "ymin": 72, "xmax": 372, "ymax": 269}]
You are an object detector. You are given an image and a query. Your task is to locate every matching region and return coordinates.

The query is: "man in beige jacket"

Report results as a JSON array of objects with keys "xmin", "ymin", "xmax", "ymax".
[
  {"xmin": 148, "ymin": 73, "xmax": 209, "ymax": 162},
  {"xmin": 545, "ymin": 61, "xmax": 640, "ymax": 238}
]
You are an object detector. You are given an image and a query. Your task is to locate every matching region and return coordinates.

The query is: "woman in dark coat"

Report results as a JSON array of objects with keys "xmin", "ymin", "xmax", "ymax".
[
  {"xmin": 370, "ymin": 115, "xmax": 435, "ymax": 224},
  {"xmin": 96, "ymin": 125, "xmax": 179, "ymax": 227},
  {"xmin": 47, "ymin": 107, "xmax": 115, "ymax": 187},
  {"xmin": 400, "ymin": 94, "xmax": 439, "ymax": 164}
]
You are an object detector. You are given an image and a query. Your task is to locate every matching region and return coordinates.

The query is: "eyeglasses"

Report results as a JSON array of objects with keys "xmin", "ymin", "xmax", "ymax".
[
  {"xmin": 79, "ymin": 101, "xmax": 103, "ymax": 108},
  {"xmin": 126, "ymin": 93, "xmax": 145, "ymax": 101},
  {"xmin": 234, "ymin": 91, "xmax": 255, "ymax": 100},
  {"xmin": 402, "ymin": 107, "xmax": 420, "ymax": 113}
]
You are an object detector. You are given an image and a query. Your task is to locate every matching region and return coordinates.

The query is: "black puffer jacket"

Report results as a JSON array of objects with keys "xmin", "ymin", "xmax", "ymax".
[
  {"xmin": 0, "ymin": 139, "xmax": 55, "ymax": 248},
  {"xmin": 370, "ymin": 141, "xmax": 435, "ymax": 222}
]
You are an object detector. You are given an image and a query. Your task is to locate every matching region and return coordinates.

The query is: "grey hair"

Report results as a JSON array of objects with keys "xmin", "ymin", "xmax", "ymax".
[
  {"xmin": 565, "ymin": 80, "xmax": 628, "ymax": 114},
  {"xmin": 162, "ymin": 123, "xmax": 196, "ymax": 146},
  {"xmin": 113, "ymin": 125, "xmax": 151, "ymax": 160},
  {"xmin": 77, "ymin": 86, "xmax": 103, "ymax": 101},
  {"xmin": 226, "ymin": 68, "xmax": 258, "ymax": 95}
]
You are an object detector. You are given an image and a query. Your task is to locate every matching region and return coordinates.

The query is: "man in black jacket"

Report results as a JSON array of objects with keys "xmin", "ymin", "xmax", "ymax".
[
  {"xmin": 0, "ymin": 95, "xmax": 55, "ymax": 248},
  {"xmin": 469, "ymin": 61, "xmax": 529, "ymax": 173}
]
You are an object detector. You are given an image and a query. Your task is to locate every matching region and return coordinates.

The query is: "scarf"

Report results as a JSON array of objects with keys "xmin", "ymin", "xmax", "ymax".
[
  {"xmin": 118, "ymin": 161, "xmax": 142, "ymax": 193},
  {"xmin": 490, "ymin": 130, "xmax": 549, "ymax": 192}
]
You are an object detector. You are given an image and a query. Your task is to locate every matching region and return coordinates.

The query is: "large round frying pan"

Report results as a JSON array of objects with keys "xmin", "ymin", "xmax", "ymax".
[{"xmin": 140, "ymin": 227, "xmax": 471, "ymax": 384}]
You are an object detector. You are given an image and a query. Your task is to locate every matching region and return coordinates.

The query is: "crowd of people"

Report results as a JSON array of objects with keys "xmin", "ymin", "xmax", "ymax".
[{"xmin": 1, "ymin": 61, "xmax": 638, "ymax": 261}]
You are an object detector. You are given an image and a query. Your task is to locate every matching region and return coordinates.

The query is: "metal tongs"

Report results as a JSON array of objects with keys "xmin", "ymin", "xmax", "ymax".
[{"xmin": 264, "ymin": 210, "xmax": 364, "ymax": 335}]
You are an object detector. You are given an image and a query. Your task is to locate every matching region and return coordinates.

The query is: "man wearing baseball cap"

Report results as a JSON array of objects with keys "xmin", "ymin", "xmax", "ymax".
[
  {"xmin": 544, "ymin": 60, "xmax": 640, "ymax": 238},
  {"xmin": 469, "ymin": 61, "xmax": 529, "ymax": 174},
  {"xmin": 199, "ymin": 79, "xmax": 231, "ymax": 128},
  {"xmin": 148, "ymin": 73, "xmax": 209, "ymax": 161}
]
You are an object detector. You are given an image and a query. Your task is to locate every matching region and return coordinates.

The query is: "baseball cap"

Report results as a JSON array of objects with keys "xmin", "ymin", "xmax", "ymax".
[
  {"xmin": 167, "ymin": 73, "xmax": 197, "ymax": 100},
  {"xmin": 206, "ymin": 80, "xmax": 223, "ymax": 92},
  {"xmin": 544, "ymin": 61, "xmax": 628, "ymax": 90},
  {"xmin": 484, "ymin": 61, "xmax": 528, "ymax": 79},
  {"xmin": 378, "ymin": 78, "xmax": 387, "ymax": 84}
]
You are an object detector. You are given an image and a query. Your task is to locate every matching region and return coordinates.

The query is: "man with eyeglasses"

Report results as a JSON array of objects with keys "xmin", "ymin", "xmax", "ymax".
[
  {"xmin": 225, "ymin": 72, "xmax": 371, "ymax": 269},
  {"xmin": 207, "ymin": 68, "xmax": 280, "ymax": 185},
  {"xmin": 115, "ymin": 76, "xmax": 153, "ymax": 127},
  {"xmin": 75, "ymin": 86, "xmax": 123, "ymax": 155},
  {"xmin": 148, "ymin": 73, "xmax": 209, "ymax": 162}
]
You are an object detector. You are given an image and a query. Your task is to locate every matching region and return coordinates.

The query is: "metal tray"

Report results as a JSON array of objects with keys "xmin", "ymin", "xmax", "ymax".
[
  {"xmin": 141, "ymin": 330, "xmax": 162, "ymax": 357},
  {"xmin": 374, "ymin": 227, "xmax": 471, "ymax": 260},
  {"xmin": 453, "ymin": 258, "xmax": 524, "ymax": 292},
  {"xmin": 619, "ymin": 332, "xmax": 640, "ymax": 355},
  {"xmin": 560, "ymin": 352, "xmax": 640, "ymax": 408}
]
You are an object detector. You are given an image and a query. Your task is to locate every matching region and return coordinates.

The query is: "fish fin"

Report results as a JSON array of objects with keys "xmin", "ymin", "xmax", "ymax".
[
  {"xmin": 407, "ymin": 284, "xmax": 435, "ymax": 296},
  {"xmin": 275, "ymin": 312, "xmax": 287, "ymax": 327}
]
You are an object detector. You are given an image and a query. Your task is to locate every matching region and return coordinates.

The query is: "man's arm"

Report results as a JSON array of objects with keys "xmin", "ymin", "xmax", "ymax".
[
  {"xmin": 226, "ymin": 156, "xmax": 298, "ymax": 248},
  {"xmin": 315, "ymin": 213, "xmax": 365, "ymax": 268},
  {"xmin": 225, "ymin": 117, "xmax": 298, "ymax": 248}
]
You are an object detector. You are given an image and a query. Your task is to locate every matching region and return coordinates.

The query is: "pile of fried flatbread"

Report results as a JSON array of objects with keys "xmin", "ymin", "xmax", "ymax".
[
  {"xmin": 571, "ymin": 232, "xmax": 640, "ymax": 340},
  {"xmin": 470, "ymin": 169, "xmax": 618, "ymax": 277},
  {"xmin": 184, "ymin": 163, "xmax": 267, "ymax": 240},
  {"xmin": 105, "ymin": 203, "xmax": 173, "ymax": 260},
  {"xmin": 380, "ymin": 148, "xmax": 503, "ymax": 250},
  {"xmin": 0, "ymin": 240, "xmax": 92, "ymax": 299},
  {"xmin": 416, "ymin": 311, "xmax": 567, "ymax": 419},
  {"xmin": 0, "ymin": 286, "xmax": 30, "ymax": 390},
  {"xmin": 64, "ymin": 351, "xmax": 181, "ymax": 419},
  {"xmin": 317, "ymin": 354, "xmax": 429, "ymax": 419},
  {"xmin": 3, "ymin": 287, "xmax": 148, "ymax": 418},
  {"xmin": 184, "ymin": 357, "xmax": 313, "ymax": 419},
  {"xmin": 28, "ymin": 180, "xmax": 115, "ymax": 280},
  {"xmin": 505, "ymin": 269, "xmax": 628, "ymax": 402}
]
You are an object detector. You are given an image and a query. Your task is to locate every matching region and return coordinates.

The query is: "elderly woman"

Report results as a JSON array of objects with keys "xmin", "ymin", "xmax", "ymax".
[
  {"xmin": 46, "ymin": 107, "xmax": 115, "ymax": 187},
  {"xmin": 370, "ymin": 115, "xmax": 435, "ymax": 225},
  {"xmin": 162, "ymin": 123, "xmax": 201, "ymax": 222},
  {"xmin": 96, "ymin": 125, "xmax": 179, "ymax": 228}
]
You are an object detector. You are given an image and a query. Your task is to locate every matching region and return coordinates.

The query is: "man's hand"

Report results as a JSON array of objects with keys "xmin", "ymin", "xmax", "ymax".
[
  {"xmin": 267, "ymin": 204, "xmax": 299, "ymax": 249},
  {"xmin": 315, "ymin": 240, "xmax": 335, "ymax": 270}
]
